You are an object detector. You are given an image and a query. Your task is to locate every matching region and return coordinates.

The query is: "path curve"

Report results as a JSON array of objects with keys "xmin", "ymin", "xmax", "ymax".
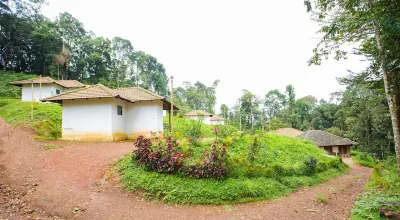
[{"xmin": 0, "ymin": 119, "xmax": 372, "ymax": 220}]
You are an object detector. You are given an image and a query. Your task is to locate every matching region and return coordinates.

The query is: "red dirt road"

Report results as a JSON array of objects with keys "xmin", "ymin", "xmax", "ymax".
[{"xmin": 0, "ymin": 119, "xmax": 372, "ymax": 220}]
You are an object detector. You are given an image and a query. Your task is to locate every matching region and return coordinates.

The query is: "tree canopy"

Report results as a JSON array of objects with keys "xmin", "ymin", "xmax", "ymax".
[{"xmin": 0, "ymin": 0, "xmax": 169, "ymax": 95}]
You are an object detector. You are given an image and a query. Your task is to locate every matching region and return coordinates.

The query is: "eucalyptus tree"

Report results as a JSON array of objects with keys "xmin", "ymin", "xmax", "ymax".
[
  {"xmin": 173, "ymin": 80, "xmax": 220, "ymax": 113},
  {"xmin": 220, "ymin": 104, "xmax": 229, "ymax": 119},
  {"xmin": 305, "ymin": 0, "xmax": 400, "ymax": 174},
  {"xmin": 55, "ymin": 12, "xmax": 88, "ymax": 80},
  {"xmin": 240, "ymin": 89, "xmax": 261, "ymax": 132},
  {"xmin": 111, "ymin": 37, "xmax": 133, "ymax": 87},
  {"xmin": 264, "ymin": 89, "xmax": 286, "ymax": 119}
]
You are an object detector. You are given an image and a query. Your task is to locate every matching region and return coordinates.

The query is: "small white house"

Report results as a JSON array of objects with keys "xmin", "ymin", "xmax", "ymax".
[
  {"xmin": 210, "ymin": 115, "xmax": 225, "ymax": 125},
  {"xmin": 43, "ymin": 84, "xmax": 177, "ymax": 141},
  {"xmin": 183, "ymin": 110, "xmax": 220, "ymax": 125},
  {"xmin": 9, "ymin": 77, "xmax": 85, "ymax": 102}
]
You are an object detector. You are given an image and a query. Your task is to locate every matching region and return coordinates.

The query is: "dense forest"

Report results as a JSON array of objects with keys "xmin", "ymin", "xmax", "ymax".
[
  {"xmin": 0, "ymin": 0, "xmax": 169, "ymax": 95},
  {"xmin": 1, "ymin": 0, "xmax": 399, "ymax": 172}
]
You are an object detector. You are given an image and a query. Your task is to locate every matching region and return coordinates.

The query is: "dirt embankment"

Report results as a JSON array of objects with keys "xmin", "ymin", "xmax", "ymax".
[{"xmin": 0, "ymin": 119, "xmax": 372, "ymax": 220}]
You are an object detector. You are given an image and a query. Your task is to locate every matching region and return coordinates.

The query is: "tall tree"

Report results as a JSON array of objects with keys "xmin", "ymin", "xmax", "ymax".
[
  {"xmin": 305, "ymin": 0, "xmax": 400, "ymax": 175},
  {"xmin": 111, "ymin": 37, "xmax": 133, "ymax": 87},
  {"xmin": 220, "ymin": 104, "xmax": 229, "ymax": 119},
  {"xmin": 284, "ymin": 84, "xmax": 296, "ymax": 127},
  {"xmin": 174, "ymin": 80, "xmax": 220, "ymax": 113},
  {"xmin": 240, "ymin": 89, "xmax": 260, "ymax": 132},
  {"xmin": 264, "ymin": 89, "xmax": 286, "ymax": 119}
]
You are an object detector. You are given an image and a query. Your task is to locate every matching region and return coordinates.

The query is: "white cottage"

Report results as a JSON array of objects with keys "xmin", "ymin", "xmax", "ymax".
[
  {"xmin": 183, "ymin": 110, "xmax": 215, "ymax": 125},
  {"xmin": 9, "ymin": 77, "xmax": 85, "ymax": 102},
  {"xmin": 210, "ymin": 115, "xmax": 225, "ymax": 125},
  {"xmin": 43, "ymin": 84, "xmax": 177, "ymax": 141}
]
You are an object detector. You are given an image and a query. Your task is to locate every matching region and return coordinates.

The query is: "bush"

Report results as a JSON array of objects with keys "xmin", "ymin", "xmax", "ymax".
[
  {"xmin": 351, "ymin": 159, "xmax": 400, "ymax": 219},
  {"xmin": 185, "ymin": 142, "xmax": 228, "ymax": 179},
  {"xmin": 184, "ymin": 117, "xmax": 204, "ymax": 146},
  {"xmin": 134, "ymin": 136, "xmax": 184, "ymax": 174},
  {"xmin": 247, "ymin": 136, "xmax": 261, "ymax": 165},
  {"xmin": 214, "ymin": 124, "xmax": 238, "ymax": 138},
  {"xmin": 170, "ymin": 117, "xmax": 213, "ymax": 141},
  {"xmin": 352, "ymin": 150, "xmax": 377, "ymax": 168},
  {"xmin": 134, "ymin": 135, "xmax": 229, "ymax": 178},
  {"xmin": 303, "ymin": 155, "xmax": 318, "ymax": 175}
]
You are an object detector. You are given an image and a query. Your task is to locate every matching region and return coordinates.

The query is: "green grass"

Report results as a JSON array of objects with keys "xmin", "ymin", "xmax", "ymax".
[
  {"xmin": 43, "ymin": 144, "xmax": 61, "ymax": 150},
  {"xmin": 164, "ymin": 116, "xmax": 214, "ymax": 138},
  {"xmin": 316, "ymin": 195, "xmax": 328, "ymax": 204},
  {"xmin": 116, "ymin": 134, "xmax": 350, "ymax": 204},
  {"xmin": 351, "ymin": 157, "xmax": 400, "ymax": 220},
  {"xmin": 352, "ymin": 150, "xmax": 377, "ymax": 168},
  {"xmin": 0, "ymin": 98, "xmax": 62, "ymax": 140}
]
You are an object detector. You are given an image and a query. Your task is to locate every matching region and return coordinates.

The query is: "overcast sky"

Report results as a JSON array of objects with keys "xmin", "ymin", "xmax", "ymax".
[{"xmin": 41, "ymin": 0, "xmax": 368, "ymax": 110}]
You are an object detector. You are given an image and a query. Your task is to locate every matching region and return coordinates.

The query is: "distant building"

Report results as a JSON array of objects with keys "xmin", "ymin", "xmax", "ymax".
[
  {"xmin": 297, "ymin": 130, "xmax": 357, "ymax": 156},
  {"xmin": 183, "ymin": 110, "xmax": 216, "ymax": 125},
  {"xmin": 275, "ymin": 128, "xmax": 304, "ymax": 137},
  {"xmin": 210, "ymin": 115, "xmax": 225, "ymax": 125},
  {"xmin": 43, "ymin": 84, "xmax": 178, "ymax": 141},
  {"xmin": 9, "ymin": 77, "xmax": 85, "ymax": 102}
]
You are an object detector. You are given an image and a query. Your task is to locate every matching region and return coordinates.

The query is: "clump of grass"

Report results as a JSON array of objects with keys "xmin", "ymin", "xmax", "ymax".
[
  {"xmin": 316, "ymin": 195, "xmax": 328, "ymax": 204},
  {"xmin": 0, "ymin": 99, "xmax": 61, "ymax": 140},
  {"xmin": 351, "ymin": 150, "xmax": 377, "ymax": 168},
  {"xmin": 351, "ymin": 157, "xmax": 400, "ymax": 219},
  {"xmin": 43, "ymin": 144, "xmax": 61, "ymax": 150}
]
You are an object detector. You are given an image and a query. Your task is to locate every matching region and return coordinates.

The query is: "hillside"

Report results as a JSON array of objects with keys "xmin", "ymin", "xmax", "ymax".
[
  {"xmin": 117, "ymin": 133, "xmax": 349, "ymax": 204},
  {"xmin": 0, "ymin": 99, "xmax": 61, "ymax": 140}
]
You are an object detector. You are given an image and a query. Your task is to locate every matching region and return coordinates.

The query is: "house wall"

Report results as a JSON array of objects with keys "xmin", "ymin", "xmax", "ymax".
[
  {"xmin": 210, "ymin": 120, "xmax": 224, "ymax": 125},
  {"xmin": 22, "ymin": 84, "xmax": 64, "ymax": 102},
  {"xmin": 186, "ymin": 115, "xmax": 212, "ymax": 125},
  {"xmin": 62, "ymin": 98, "xmax": 113, "ymax": 141},
  {"xmin": 321, "ymin": 145, "xmax": 351, "ymax": 156},
  {"xmin": 126, "ymin": 100, "xmax": 164, "ymax": 139},
  {"xmin": 61, "ymin": 98, "xmax": 164, "ymax": 141},
  {"xmin": 111, "ymin": 98, "xmax": 128, "ymax": 141}
]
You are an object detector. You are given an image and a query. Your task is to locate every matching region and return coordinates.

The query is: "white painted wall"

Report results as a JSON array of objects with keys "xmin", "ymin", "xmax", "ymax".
[
  {"xmin": 61, "ymin": 98, "xmax": 164, "ymax": 141},
  {"xmin": 22, "ymin": 84, "xmax": 64, "ymax": 102},
  {"xmin": 210, "ymin": 120, "xmax": 224, "ymax": 125},
  {"xmin": 62, "ymin": 98, "xmax": 113, "ymax": 141},
  {"xmin": 186, "ymin": 115, "xmax": 212, "ymax": 125},
  {"xmin": 126, "ymin": 100, "xmax": 164, "ymax": 139},
  {"xmin": 111, "ymin": 98, "xmax": 127, "ymax": 140}
]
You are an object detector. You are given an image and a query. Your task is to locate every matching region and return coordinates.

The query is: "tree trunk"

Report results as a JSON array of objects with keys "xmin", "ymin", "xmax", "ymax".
[
  {"xmin": 374, "ymin": 22, "xmax": 400, "ymax": 176},
  {"xmin": 250, "ymin": 101, "xmax": 254, "ymax": 132}
]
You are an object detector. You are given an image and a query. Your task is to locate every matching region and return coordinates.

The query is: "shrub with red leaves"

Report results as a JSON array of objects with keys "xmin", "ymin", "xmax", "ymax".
[
  {"xmin": 185, "ymin": 142, "xmax": 228, "ymax": 179},
  {"xmin": 133, "ymin": 136, "xmax": 184, "ymax": 174}
]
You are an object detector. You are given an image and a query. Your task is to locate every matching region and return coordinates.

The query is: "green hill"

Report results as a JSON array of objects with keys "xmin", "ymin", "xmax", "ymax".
[
  {"xmin": 117, "ymin": 133, "xmax": 349, "ymax": 204},
  {"xmin": 0, "ymin": 99, "xmax": 61, "ymax": 140}
]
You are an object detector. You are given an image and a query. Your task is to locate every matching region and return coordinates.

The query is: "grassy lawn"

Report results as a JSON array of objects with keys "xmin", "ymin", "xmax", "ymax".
[
  {"xmin": 351, "ymin": 158, "xmax": 400, "ymax": 219},
  {"xmin": 117, "ymin": 134, "xmax": 350, "ymax": 204},
  {"xmin": 0, "ymin": 98, "xmax": 62, "ymax": 140}
]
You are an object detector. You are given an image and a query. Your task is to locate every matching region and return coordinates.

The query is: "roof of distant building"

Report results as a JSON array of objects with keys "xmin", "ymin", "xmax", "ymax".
[
  {"xmin": 9, "ymin": 77, "xmax": 85, "ymax": 88},
  {"xmin": 297, "ymin": 130, "xmax": 358, "ymax": 146}
]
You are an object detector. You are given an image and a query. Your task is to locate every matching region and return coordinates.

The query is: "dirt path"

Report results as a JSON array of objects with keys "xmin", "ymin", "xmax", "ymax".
[{"xmin": 0, "ymin": 119, "xmax": 372, "ymax": 220}]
